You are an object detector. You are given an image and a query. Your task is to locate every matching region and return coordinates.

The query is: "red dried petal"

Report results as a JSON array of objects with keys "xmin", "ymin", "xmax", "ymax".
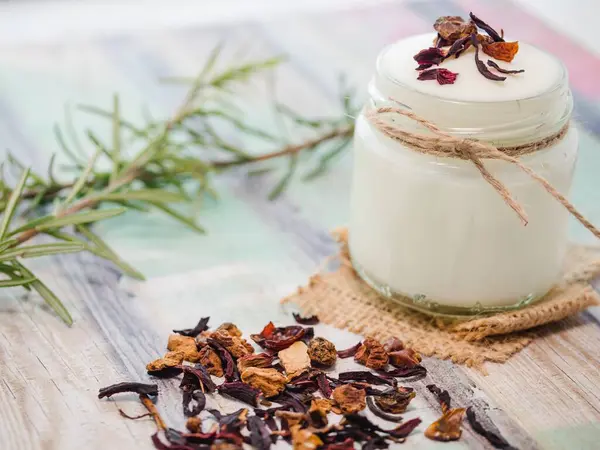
[
  {"xmin": 413, "ymin": 47, "xmax": 445, "ymax": 68},
  {"xmin": 417, "ymin": 68, "xmax": 458, "ymax": 85}
]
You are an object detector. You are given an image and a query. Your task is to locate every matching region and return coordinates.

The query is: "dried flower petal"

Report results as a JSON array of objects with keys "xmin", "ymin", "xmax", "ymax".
[
  {"xmin": 98, "ymin": 382, "xmax": 158, "ymax": 399},
  {"xmin": 389, "ymin": 417, "xmax": 422, "ymax": 439},
  {"xmin": 218, "ymin": 382, "xmax": 261, "ymax": 407},
  {"xmin": 425, "ymin": 408, "xmax": 466, "ymax": 441},
  {"xmin": 413, "ymin": 47, "xmax": 445, "ymax": 69},
  {"xmin": 466, "ymin": 407, "xmax": 514, "ymax": 448},
  {"xmin": 275, "ymin": 410, "xmax": 306, "ymax": 428},
  {"xmin": 236, "ymin": 353, "xmax": 274, "ymax": 373},
  {"xmin": 241, "ymin": 367, "xmax": 286, "ymax": 398},
  {"xmin": 308, "ymin": 398, "xmax": 330, "ymax": 428},
  {"xmin": 417, "ymin": 68, "xmax": 458, "ymax": 85},
  {"xmin": 427, "ymin": 384, "xmax": 451, "ymax": 412},
  {"xmin": 182, "ymin": 389, "xmax": 206, "ymax": 417},
  {"xmin": 487, "ymin": 59, "xmax": 524, "ymax": 74},
  {"xmin": 471, "ymin": 34, "xmax": 506, "ymax": 81},
  {"xmin": 173, "ymin": 317, "xmax": 210, "ymax": 337},
  {"xmin": 366, "ymin": 396, "xmax": 403, "ymax": 423},
  {"xmin": 146, "ymin": 351, "xmax": 184, "ymax": 373},
  {"xmin": 338, "ymin": 371, "xmax": 393, "ymax": 386},
  {"xmin": 197, "ymin": 346, "xmax": 224, "ymax": 377},
  {"xmin": 208, "ymin": 338, "xmax": 237, "ymax": 381},
  {"xmin": 315, "ymin": 372, "xmax": 332, "ymax": 398},
  {"xmin": 469, "ymin": 12, "xmax": 504, "ymax": 42},
  {"xmin": 211, "ymin": 329, "xmax": 254, "ymax": 359},
  {"xmin": 185, "ymin": 416, "xmax": 202, "ymax": 433},
  {"xmin": 251, "ymin": 322, "xmax": 306, "ymax": 351},
  {"xmin": 168, "ymin": 334, "xmax": 201, "ymax": 362},
  {"xmin": 292, "ymin": 313, "xmax": 320, "ymax": 325},
  {"xmin": 388, "ymin": 348, "xmax": 422, "ymax": 368},
  {"xmin": 307, "ymin": 337, "xmax": 337, "ymax": 367},
  {"xmin": 247, "ymin": 416, "xmax": 272, "ymax": 450},
  {"xmin": 434, "ymin": 16, "xmax": 476, "ymax": 44},
  {"xmin": 181, "ymin": 364, "xmax": 217, "ymax": 393},
  {"xmin": 290, "ymin": 424, "xmax": 323, "ymax": 450},
  {"xmin": 354, "ymin": 338, "xmax": 389, "ymax": 370},
  {"xmin": 278, "ymin": 341, "xmax": 311, "ymax": 376},
  {"xmin": 374, "ymin": 387, "xmax": 416, "ymax": 414},
  {"xmin": 482, "ymin": 41, "xmax": 519, "ymax": 62},
  {"xmin": 379, "ymin": 365, "xmax": 427, "ymax": 378},
  {"xmin": 336, "ymin": 342, "xmax": 361, "ymax": 359},
  {"xmin": 382, "ymin": 337, "xmax": 404, "ymax": 353},
  {"xmin": 332, "ymin": 384, "xmax": 366, "ymax": 415}
]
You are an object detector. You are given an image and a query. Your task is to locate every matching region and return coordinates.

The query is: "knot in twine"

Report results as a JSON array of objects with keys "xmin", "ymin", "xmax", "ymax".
[{"xmin": 367, "ymin": 106, "xmax": 600, "ymax": 239}]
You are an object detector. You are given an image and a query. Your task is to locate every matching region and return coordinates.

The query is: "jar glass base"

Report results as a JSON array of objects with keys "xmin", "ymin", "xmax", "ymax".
[{"xmin": 351, "ymin": 257, "xmax": 543, "ymax": 318}]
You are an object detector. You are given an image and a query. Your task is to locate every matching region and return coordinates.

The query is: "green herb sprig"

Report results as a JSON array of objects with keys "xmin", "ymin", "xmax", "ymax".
[{"xmin": 0, "ymin": 47, "xmax": 357, "ymax": 324}]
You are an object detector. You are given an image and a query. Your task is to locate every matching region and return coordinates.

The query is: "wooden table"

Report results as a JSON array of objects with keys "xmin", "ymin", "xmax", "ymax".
[{"xmin": 1, "ymin": 1, "xmax": 599, "ymax": 449}]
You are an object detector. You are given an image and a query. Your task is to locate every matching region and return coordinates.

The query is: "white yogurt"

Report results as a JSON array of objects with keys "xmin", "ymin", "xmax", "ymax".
[{"xmin": 349, "ymin": 33, "xmax": 576, "ymax": 311}]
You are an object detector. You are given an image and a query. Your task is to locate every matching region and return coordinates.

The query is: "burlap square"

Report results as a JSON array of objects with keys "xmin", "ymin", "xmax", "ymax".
[{"xmin": 282, "ymin": 228, "xmax": 600, "ymax": 371}]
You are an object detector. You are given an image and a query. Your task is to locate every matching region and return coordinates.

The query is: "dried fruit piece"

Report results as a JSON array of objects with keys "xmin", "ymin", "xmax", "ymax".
[
  {"xmin": 185, "ymin": 416, "xmax": 202, "ymax": 433},
  {"xmin": 236, "ymin": 353, "xmax": 274, "ymax": 373},
  {"xmin": 354, "ymin": 337, "xmax": 389, "ymax": 370},
  {"xmin": 427, "ymin": 384, "xmax": 452, "ymax": 412},
  {"xmin": 167, "ymin": 334, "xmax": 201, "ymax": 362},
  {"xmin": 278, "ymin": 341, "xmax": 311, "ymax": 376},
  {"xmin": 307, "ymin": 337, "xmax": 337, "ymax": 367},
  {"xmin": 275, "ymin": 410, "xmax": 306, "ymax": 428},
  {"xmin": 434, "ymin": 16, "xmax": 476, "ymax": 44},
  {"xmin": 146, "ymin": 351, "xmax": 184, "ymax": 373},
  {"xmin": 251, "ymin": 322, "xmax": 306, "ymax": 351},
  {"xmin": 308, "ymin": 398, "xmax": 332, "ymax": 427},
  {"xmin": 425, "ymin": 408, "xmax": 466, "ymax": 441},
  {"xmin": 241, "ymin": 367, "xmax": 286, "ymax": 398},
  {"xmin": 388, "ymin": 348, "xmax": 422, "ymax": 368},
  {"xmin": 487, "ymin": 60, "xmax": 524, "ymax": 74},
  {"xmin": 332, "ymin": 384, "xmax": 366, "ymax": 414},
  {"xmin": 211, "ymin": 329, "xmax": 254, "ymax": 359},
  {"xmin": 366, "ymin": 397, "xmax": 403, "ymax": 423},
  {"xmin": 382, "ymin": 337, "xmax": 404, "ymax": 353},
  {"xmin": 374, "ymin": 386, "xmax": 416, "ymax": 413},
  {"xmin": 417, "ymin": 68, "xmax": 458, "ymax": 85},
  {"xmin": 181, "ymin": 364, "xmax": 216, "ymax": 393},
  {"xmin": 482, "ymin": 41, "xmax": 519, "ymax": 62},
  {"xmin": 290, "ymin": 424, "xmax": 323, "ymax": 450},
  {"xmin": 197, "ymin": 346, "xmax": 224, "ymax": 377},
  {"xmin": 413, "ymin": 47, "xmax": 445, "ymax": 69},
  {"xmin": 215, "ymin": 322, "xmax": 243, "ymax": 337}
]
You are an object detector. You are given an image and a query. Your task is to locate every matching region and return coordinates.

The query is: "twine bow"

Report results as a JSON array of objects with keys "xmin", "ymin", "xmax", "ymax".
[{"xmin": 367, "ymin": 106, "xmax": 600, "ymax": 239}]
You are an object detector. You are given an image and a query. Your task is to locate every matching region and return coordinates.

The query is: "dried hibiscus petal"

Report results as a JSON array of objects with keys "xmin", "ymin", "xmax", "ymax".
[
  {"xmin": 182, "ymin": 389, "xmax": 206, "ymax": 417},
  {"xmin": 434, "ymin": 16, "xmax": 476, "ymax": 44},
  {"xmin": 487, "ymin": 59, "xmax": 524, "ymax": 74},
  {"xmin": 316, "ymin": 372, "xmax": 332, "ymax": 398},
  {"xmin": 241, "ymin": 367, "xmax": 286, "ymax": 398},
  {"xmin": 417, "ymin": 68, "xmax": 458, "ymax": 85},
  {"xmin": 173, "ymin": 317, "xmax": 210, "ymax": 337},
  {"xmin": 181, "ymin": 364, "xmax": 216, "ymax": 393},
  {"xmin": 354, "ymin": 338, "xmax": 389, "ymax": 370},
  {"xmin": 471, "ymin": 34, "xmax": 506, "ymax": 81},
  {"xmin": 332, "ymin": 384, "xmax": 366, "ymax": 414},
  {"xmin": 388, "ymin": 348, "xmax": 422, "ymax": 368},
  {"xmin": 98, "ymin": 381, "xmax": 158, "ymax": 399},
  {"xmin": 338, "ymin": 371, "xmax": 393, "ymax": 386},
  {"xmin": 466, "ymin": 407, "xmax": 514, "ymax": 449},
  {"xmin": 379, "ymin": 365, "xmax": 427, "ymax": 378},
  {"xmin": 337, "ymin": 342, "xmax": 361, "ymax": 359},
  {"xmin": 208, "ymin": 338, "xmax": 237, "ymax": 381},
  {"xmin": 251, "ymin": 322, "xmax": 306, "ymax": 351},
  {"xmin": 292, "ymin": 313, "xmax": 319, "ymax": 325},
  {"xmin": 413, "ymin": 47, "xmax": 445, "ymax": 69},
  {"xmin": 425, "ymin": 407, "xmax": 466, "ymax": 441},
  {"xmin": 389, "ymin": 417, "xmax": 422, "ymax": 439},
  {"xmin": 366, "ymin": 397, "xmax": 403, "ymax": 423},
  {"xmin": 374, "ymin": 386, "xmax": 416, "ymax": 413},
  {"xmin": 218, "ymin": 381, "xmax": 261, "ymax": 407},
  {"xmin": 247, "ymin": 416, "xmax": 272, "ymax": 450},
  {"xmin": 482, "ymin": 41, "xmax": 519, "ymax": 63},
  {"xmin": 308, "ymin": 337, "xmax": 337, "ymax": 367},
  {"xmin": 427, "ymin": 384, "xmax": 451, "ymax": 412},
  {"xmin": 469, "ymin": 12, "xmax": 504, "ymax": 42}
]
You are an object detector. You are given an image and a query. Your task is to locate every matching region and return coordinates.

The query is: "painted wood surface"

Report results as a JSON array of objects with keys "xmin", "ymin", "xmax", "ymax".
[{"xmin": 0, "ymin": 1, "xmax": 600, "ymax": 449}]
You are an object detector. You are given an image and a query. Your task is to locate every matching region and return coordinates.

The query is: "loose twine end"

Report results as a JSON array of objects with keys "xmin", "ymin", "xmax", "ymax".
[{"xmin": 367, "ymin": 107, "xmax": 598, "ymax": 239}]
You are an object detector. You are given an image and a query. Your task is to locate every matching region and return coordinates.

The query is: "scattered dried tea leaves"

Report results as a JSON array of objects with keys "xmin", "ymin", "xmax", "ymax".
[
  {"xmin": 469, "ymin": 12, "xmax": 504, "ymax": 42},
  {"xmin": 375, "ymin": 387, "xmax": 416, "ymax": 413},
  {"xmin": 98, "ymin": 382, "xmax": 159, "ymax": 399},
  {"xmin": 482, "ymin": 41, "xmax": 519, "ymax": 62},
  {"xmin": 354, "ymin": 337, "xmax": 389, "ymax": 370},
  {"xmin": 197, "ymin": 346, "xmax": 224, "ymax": 377},
  {"xmin": 413, "ymin": 47, "xmax": 445, "ymax": 70},
  {"xmin": 237, "ymin": 353, "xmax": 275, "ymax": 373},
  {"xmin": 331, "ymin": 384, "xmax": 366, "ymax": 414},
  {"xmin": 425, "ymin": 408, "xmax": 466, "ymax": 441},
  {"xmin": 278, "ymin": 341, "xmax": 311, "ymax": 376},
  {"xmin": 388, "ymin": 348, "xmax": 422, "ymax": 368},
  {"xmin": 241, "ymin": 367, "xmax": 287, "ymax": 398},
  {"xmin": 434, "ymin": 16, "xmax": 476, "ymax": 44},
  {"xmin": 173, "ymin": 317, "xmax": 210, "ymax": 337},
  {"xmin": 211, "ymin": 329, "xmax": 254, "ymax": 359},
  {"xmin": 185, "ymin": 416, "xmax": 202, "ymax": 433},
  {"xmin": 146, "ymin": 351, "xmax": 184, "ymax": 373},
  {"xmin": 218, "ymin": 381, "xmax": 262, "ymax": 407},
  {"xmin": 336, "ymin": 342, "xmax": 361, "ymax": 359},
  {"xmin": 307, "ymin": 337, "xmax": 337, "ymax": 367},
  {"xmin": 292, "ymin": 313, "xmax": 320, "ymax": 325},
  {"xmin": 167, "ymin": 334, "xmax": 201, "ymax": 362},
  {"xmin": 487, "ymin": 60, "xmax": 524, "ymax": 74}
]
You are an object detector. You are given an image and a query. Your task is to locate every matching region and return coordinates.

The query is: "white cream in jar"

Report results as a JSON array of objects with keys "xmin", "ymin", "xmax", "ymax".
[{"xmin": 349, "ymin": 33, "xmax": 576, "ymax": 314}]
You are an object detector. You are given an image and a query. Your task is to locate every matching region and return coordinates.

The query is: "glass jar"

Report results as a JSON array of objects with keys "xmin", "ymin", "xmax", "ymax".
[{"xmin": 349, "ymin": 34, "xmax": 576, "ymax": 316}]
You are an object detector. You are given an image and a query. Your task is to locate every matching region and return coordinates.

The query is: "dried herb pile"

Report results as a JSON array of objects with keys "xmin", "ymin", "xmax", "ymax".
[
  {"xmin": 414, "ymin": 12, "xmax": 524, "ymax": 85},
  {"xmin": 98, "ymin": 315, "xmax": 515, "ymax": 449}
]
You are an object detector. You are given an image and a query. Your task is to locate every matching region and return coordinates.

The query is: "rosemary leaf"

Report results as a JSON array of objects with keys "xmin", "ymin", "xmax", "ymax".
[
  {"xmin": 95, "ymin": 189, "xmax": 187, "ymax": 204},
  {"xmin": 0, "ymin": 169, "xmax": 30, "ymax": 240},
  {"xmin": 0, "ymin": 243, "xmax": 84, "ymax": 261},
  {"xmin": 0, "ymin": 276, "xmax": 37, "ymax": 288},
  {"xmin": 111, "ymin": 94, "xmax": 121, "ymax": 183},
  {"xmin": 149, "ymin": 202, "xmax": 206, "ymax": 233},
  {"xmin": 62, "ymin": 148, "xmax": 102, "ymax": 206},
  {"xmin": 34, "ymin": 208, "xmax": 127, "ymax": 230}
]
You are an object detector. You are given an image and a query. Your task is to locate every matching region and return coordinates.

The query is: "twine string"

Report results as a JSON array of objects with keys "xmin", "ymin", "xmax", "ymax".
[{"xmin": 367, "ymin": 106, "xmax": 600, "ymax": 239}]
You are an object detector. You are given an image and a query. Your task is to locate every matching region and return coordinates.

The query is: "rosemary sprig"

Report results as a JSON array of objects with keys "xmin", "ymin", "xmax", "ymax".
[{"xmin": 0, "ymin": 47, "xmax": 357, "ymax": 324}]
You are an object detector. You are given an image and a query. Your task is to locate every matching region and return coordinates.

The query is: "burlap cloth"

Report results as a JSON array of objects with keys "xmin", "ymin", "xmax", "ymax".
[{"xmin": 282, "ymin": 228, "xmax": 600, "ymax": 371}]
